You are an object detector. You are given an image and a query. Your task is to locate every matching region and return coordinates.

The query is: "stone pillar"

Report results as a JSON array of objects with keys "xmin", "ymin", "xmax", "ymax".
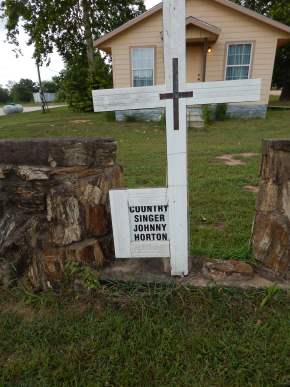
[
  {"xmin": 252, "ymin": 139, "xmax": 290, "ymax": 276},
  {"xmin": 0, "ymin": 137, "xmax": 123, "ymax": 289}
]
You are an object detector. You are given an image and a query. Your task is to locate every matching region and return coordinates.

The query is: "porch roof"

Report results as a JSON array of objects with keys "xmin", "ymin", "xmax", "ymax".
[{"xmin": 185, "ymin": 17, "xmax": 220, "ymax": 43}]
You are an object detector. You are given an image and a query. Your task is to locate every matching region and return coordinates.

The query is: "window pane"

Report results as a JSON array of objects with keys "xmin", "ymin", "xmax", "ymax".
[
  {"xmin": 132, "ymin": 48, "xmax": 154, "ymax": 70},
  {"xmin": 227, "ymin": 44, "xmax": 252, "ymax": 66},
  {"xmin": 241, "ymin": 44, "xmax": 252, "ymax": 65},
  {"xmin": 133, "ymin": 69, "xmax": 154, "ymax": 87},
  {"xmin": 226, "ymin": 66, "xmax": 249, "ymax": 80},
  {"xmin": 132, "ymin": 48, "xmax": 154, "ymax": 87}
]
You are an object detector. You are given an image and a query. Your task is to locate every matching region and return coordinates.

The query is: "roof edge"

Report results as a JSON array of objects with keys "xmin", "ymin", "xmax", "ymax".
[
  {"xmin": 214, "ymin": 0, "xmax": 290, "ymax": 35},
  {"xmin": 94, "ymin": 0, "xmax": 290, "ymax": 49},
  {"xmin": 186, "ymin": 16, "xmax": 221, "ymax": 35},
  {"xmin": 94, "ymin": 3, "xmax": 162, "ymax": 47}
]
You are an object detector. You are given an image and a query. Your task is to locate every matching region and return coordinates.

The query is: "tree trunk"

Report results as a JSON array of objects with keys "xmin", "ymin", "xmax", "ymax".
[
  {"xmin": 280, "ymin": 83, "xmax": 290, "ymax": 101},
  {"xmin": 81, "ymin": 0, "xmax": 95, "ymax": 79}
]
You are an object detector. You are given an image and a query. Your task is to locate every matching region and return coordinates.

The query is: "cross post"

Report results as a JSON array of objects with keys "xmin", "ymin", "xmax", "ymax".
[
  {"xmin": 92, "ymin": 0, "xmax": 261, "ymax": 276},
  {"xmin": 160, "ymin": 58, "xmax": 193, "ymax": 131}
]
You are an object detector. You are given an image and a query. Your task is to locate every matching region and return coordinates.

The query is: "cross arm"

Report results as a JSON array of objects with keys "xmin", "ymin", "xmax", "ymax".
[
  {"xmin": 183, "ymin": 79, "xmax": 262, "ymax": 105},
  {"xmin": 92, "ymin": 85, "xmax": 167, "ymax": 112}
]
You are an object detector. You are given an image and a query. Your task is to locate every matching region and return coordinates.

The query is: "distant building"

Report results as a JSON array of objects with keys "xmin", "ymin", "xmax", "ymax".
[{"xmin": 33, "ymin": 92, "xmax": 57, "ymax": 103}]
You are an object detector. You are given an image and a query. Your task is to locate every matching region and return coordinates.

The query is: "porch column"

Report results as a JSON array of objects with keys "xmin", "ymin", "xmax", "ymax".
[{"xmin": 202, "ymin": 38, "xmax": 208, "ymax": 82}]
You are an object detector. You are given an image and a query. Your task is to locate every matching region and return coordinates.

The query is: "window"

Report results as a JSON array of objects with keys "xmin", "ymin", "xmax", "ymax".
[
  {"xmin": 131, "ymin": 47, "xmax": 155, "ymax": 87},
  {"xmin": 225, "ymin": 43, "xmax": 253, "ymax": 80}
]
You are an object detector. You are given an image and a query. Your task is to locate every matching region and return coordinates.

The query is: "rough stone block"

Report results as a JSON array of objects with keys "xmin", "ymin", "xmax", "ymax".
[
  {"xmin": 252, "ymin": 213, "xmax": 290, "ymax": 273},
  {"xmin": 67, "ymin": 239, "xmax": 105, "ymax": 267},
  {"xmin": 47, "ymin": 186, "xmax": 82, "ymax": 246},
  {"xmin": 202, "ymin": 259, "xmax": 254, "ymax": 281},
  {"xmin": 0, "ymin": 137, "xmax": 123, "ymax": 290},
  {"xmin": 85, "ymin": 205, "xmax": 109, "ymax": 237},
  {"xmin": 28, "ymin": 248, "xmax": 66, "ymax": 289},
  {"xmin": 252, "ymin": 139, "xmax": 290, "ymax": 275},
  {"xmin": 16, "ymin": 166, "xmax": 50, "ymax": 181},
  {"xmin": 0, "ymin": 137, "xmax": 117, "ymax": 168}
]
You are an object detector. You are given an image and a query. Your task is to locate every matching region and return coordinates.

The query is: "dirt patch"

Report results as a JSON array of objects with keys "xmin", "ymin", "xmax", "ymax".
[
  {"xmin": 239, "ymin": 152, "xmax": 259, "ymax": 158},
  {"xmin": 70, "ymin": 120, "xmax": 92, "ymax": 124},
  {"xmin": 244, "ymin": 185, "xmax": 259, "ymax": 194},
  {"xmin": 216, "ymin": 154, "xmax": 245, "ymax": 166},
  {"xmin": 1, "ymin": 303, "xmax": 40, "ymax": 322},
  {"xmin": 27, "ymin": 122, "xmax": 48, "ymax": 127},
  {"xmin": 214, "ymin": 222, "xmax": 225, "ymax": 231},
  {"xmin": 196, "ymin": 222, "xmax": 225, "ymax": 231},
  {"xmin": 216, "ymin": 153, "xmax": 258, "ymax": 166}
]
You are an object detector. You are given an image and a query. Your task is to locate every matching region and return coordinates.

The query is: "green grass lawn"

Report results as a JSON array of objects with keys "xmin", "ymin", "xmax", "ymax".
[
  {"xmin": 1, "ymin": 107, "xmax": 290, "ymax": 260},
  {"xmin": 269, "ymin": 95, "xmax": 290, "ymax": 107},
  {"xmin": 1, "ymin": 286, "xmax": 290, "ymax": 386},
  {"xmin": 0, "ymin": 108, "xmax": 290, "ymax": 386}
]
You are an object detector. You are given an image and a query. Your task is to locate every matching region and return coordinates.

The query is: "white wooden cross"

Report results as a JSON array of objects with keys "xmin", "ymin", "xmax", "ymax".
[{"xmin": 92, "ymin": 0, "xmax": 261, "ymax": 276}]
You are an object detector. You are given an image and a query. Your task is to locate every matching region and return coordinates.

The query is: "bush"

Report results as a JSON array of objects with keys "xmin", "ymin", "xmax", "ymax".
[
  {"xmin": 41, "ymin": 80, "xmax": 58, "ymax": 93},
  {"xmin": 0, "ymin": 86, "xmax": 9, "ymax": 104},
  {"xmin": 124, "ymin": 114, "xmax": 137, "ymax": 122},
  {"xmin": 215, "ymin": 103, "xmax": 228, "ymax": 121},
  {"xmin": 60, "ymin": 52, "xmax": 112, "ymax": 112},
  {"xmin": 202, "ymin": 105, "xmax": 211, "ymax": 125},
  {"xmin": 10, "ymin": 79, "xmax": 36, "ymax": 102},
  {"xmin": 159, "ymin": 112, "xmax": 166, "ymax": 129},
  {"xmin": 105, "ymin": 111, "xmax": 116, "ymax": 122}
]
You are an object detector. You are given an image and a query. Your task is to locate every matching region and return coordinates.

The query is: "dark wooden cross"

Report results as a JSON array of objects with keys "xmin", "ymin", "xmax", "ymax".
[{"xmin": 160, "ymin": 58, "xmax": 193, "ymax": 130}]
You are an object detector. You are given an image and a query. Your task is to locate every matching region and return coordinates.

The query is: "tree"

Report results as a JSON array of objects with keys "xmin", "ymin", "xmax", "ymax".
[
  {"xmin": 41, "ymin": 80, "xmax": 59, "ymax": 93},
  {"xmin": 231, "ymin": 0, "xmax": 271, "ymax": 14},
  {"xmin": 59, "ymin": 51, "xmax": 112, "ymax": 111},
  {"xmin": 0, "ymin": 0, "xmax": 146, "ymax": 110},
  {"xmin": 270, "ymin": 1, "xmax": 290, "ymax": 100},
  {"xmin": 10, "ymin": 78, "xmax": 36, "ymax": 102},
  {"xmin": 0, "ymin": 85, "xmax": 9, "ymax": 103},
  {"xmin": 231, "ymin": 0, "xmax": 290, "ymax": 100}
]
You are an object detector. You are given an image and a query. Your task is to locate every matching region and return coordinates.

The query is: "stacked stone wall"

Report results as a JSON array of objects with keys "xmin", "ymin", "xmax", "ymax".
[
  {"xmin": 0, "ymin": 137, "xmax": 123, "ymax": 289},
  {"xmin": 252, "ymin": 139, "xmax": 290, "ymax": 276}
]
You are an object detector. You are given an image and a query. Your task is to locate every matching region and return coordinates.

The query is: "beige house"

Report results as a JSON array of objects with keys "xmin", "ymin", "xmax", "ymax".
[{"xmin": 94, "ymin": 0, "xmax": 290, "ymax": 125}]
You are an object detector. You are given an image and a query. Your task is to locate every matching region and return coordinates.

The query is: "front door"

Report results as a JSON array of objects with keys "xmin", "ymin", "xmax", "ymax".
[{"xmin": 186, "ymin": 43, "xmax": 204, "ymax": 82}]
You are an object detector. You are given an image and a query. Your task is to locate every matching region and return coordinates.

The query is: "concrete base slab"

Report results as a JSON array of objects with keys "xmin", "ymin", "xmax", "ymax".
[{"xmin": 99, "ymin": 257, "xmax": 290, "ymax": 289}]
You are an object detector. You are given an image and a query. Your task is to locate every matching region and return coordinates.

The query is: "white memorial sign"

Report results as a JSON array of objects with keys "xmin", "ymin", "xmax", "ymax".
[
  {"xmin": 93, "ymin": 0, "xmax": 261, "ymax": 276},
  {"xmin": 110, "ymin": 188, "xmax": 170, "ymax": 258}
]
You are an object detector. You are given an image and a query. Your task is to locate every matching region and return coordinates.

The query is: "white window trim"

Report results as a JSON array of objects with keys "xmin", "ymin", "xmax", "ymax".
[
  {"xmin": 224, "ymin": 42, "xmax": 253, "ymax": 81},
  {"xmin": 131, "ymin": 47, "xmax": 155, "ymax": 87}
]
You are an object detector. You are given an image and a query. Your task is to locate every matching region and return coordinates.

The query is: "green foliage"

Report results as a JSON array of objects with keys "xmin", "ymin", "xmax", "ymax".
[
  {"xmin": 273, "ymin": 43, "xmax": 290, "ymax": 101},
  {"xmin": 159, "ymin": 111, "xmax": 166, "ymax": 129},
  {"xmin": 65, "ymin": 261, "xmax": 100, "ymax": 291},
  {"xmin": 124, "ymin": 114, "xmax": 138, "ymax": 122},
  {"xmin": 41, "ymin": 80, "xmax": 58, "ymax": 93},
  {"xmin": 202, "ymin": 105, "xmax": 211, "ymax": 125},
  {"xmin": 260, "ymin": 283, "xmax": 281, "ymax": 309},
  {"xmin": 0, "ymin": 86, "xmax": 9, "ymax": 103},
  {"xmin": 0, "ymin": 0, "xmax": 145, "ymax": 64},
  {"xmin": 105, "ymin": 111, "xmax": 116, "ymax": 122},
  {"xmin": 215, "ymin": 103, "xmax": 228, "ymax": 121},
  {"xmin": 9, "ymin": 78, "xmax": 36, "ymax": 102},
  {"xmin": 231, "ymin": 0, "xmax": 290, "ymax": 100},
  {"xmin": 59, "ymin": 52, "xmax": 112, "ymax": 111},
  {"xmin": 231, "ymin": 0, "xmax": 271, "ymax": 14},
  {"xmin": 0, "ymin": 0, "xmax": 145, "ymax": 111}
]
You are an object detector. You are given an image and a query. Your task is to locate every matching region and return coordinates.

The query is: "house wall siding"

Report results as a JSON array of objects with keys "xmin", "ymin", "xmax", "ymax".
[{"xmin": 101, "ymin": 0, "xmax": 290, "ymax": 109}]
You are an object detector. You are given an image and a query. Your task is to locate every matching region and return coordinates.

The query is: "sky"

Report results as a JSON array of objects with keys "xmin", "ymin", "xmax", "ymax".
[{"xmin": 0, "ymin": 0, "xmax": 160, "ymax": 88}]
